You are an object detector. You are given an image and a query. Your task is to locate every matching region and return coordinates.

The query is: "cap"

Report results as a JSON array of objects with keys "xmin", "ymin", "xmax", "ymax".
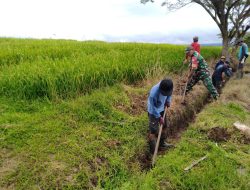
[
  {"xmin": 159, "ymin": 79, "xmax": 173, "ymax": 96},
  {"xmin": 185, "ymin": 46, "xmax": 194, "ymax": 53},
  {"xmin": 220, "ymin": 55, "xmax": 226, "ymax": 59},
  {"xmin": 193, "ymin": 36, "xmax": 199, "ymax": 42}
]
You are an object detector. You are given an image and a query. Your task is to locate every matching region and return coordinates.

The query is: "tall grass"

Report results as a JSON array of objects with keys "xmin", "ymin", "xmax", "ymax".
[{"xmin": 0, "ymin": 38, "xmax": 221, "ymax": 99}]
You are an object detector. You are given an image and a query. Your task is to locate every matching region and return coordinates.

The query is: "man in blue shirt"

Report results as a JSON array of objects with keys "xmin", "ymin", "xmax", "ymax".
[
  {"xmin": 212, "ymin": 61, "xmax": 232, "ymax": 93},
  {"xmin": 214, "ymin": 55, "xmax": 226, "ymax": 70},
  {"xmin": 147, "ymin": 78, "xmax": 173, "ymax": 154},
  {"xmin": 237, "ymin": 38, "xmax": 249, "ymax": 78}
]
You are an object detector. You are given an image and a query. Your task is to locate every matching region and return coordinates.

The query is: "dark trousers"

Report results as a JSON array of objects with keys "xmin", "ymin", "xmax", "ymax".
[
  {"xmin": 212, "ymin": 75, "xmax": 222, "ymax": 94},
  {"xmin": 148, "ymin": 112, "xmax": 167, "ymax": 153},
  {"xmin": 237, "ymin": 56, "xmax": 248, "ymax": 78}
]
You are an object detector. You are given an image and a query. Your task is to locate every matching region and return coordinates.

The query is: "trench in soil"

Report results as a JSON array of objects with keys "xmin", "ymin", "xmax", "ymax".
[
  {"xmin": 136, "ymin": 69, "xmax": 250, "ymax": 170},
  {"xmin": 135, "ymin": 73, "xmax": 211, "ymax": 171}
]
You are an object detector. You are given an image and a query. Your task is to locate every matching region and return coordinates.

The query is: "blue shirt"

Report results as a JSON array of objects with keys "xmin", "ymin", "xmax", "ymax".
[
  {"xmin": 238, "ymin": 43, "xmax": 249, "ymax": 61},
  {"xmin": 212, "ymin": 64, "xmax": 232, "ymax": 81},
  {"xmin": 147, "ymin": 82, "xmax": 172, "ymax": 118},
  {"xmin": 215, "ymin": 60, "xmax": 225, "ymax": 70}
]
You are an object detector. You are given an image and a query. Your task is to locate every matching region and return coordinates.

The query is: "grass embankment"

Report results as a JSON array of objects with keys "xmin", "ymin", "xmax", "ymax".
[
  {"xmin": 2, "ymin": 72, "xmax": 249, "ymax": 190},
  {"xmin": 0, "ymin": 86, "xmax": 149, "ymax": 189},
  {"xmin": 122, "ymin": 66, "xmax": 250, "ymax": 190}
]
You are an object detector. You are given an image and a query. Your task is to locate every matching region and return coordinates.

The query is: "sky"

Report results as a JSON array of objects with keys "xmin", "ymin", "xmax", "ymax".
[{"xmin": 0, "ymin": 0, "xmax": 221, "ymax": 44}]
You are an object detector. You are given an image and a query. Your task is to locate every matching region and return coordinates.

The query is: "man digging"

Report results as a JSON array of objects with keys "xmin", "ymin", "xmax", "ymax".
[
  {"xmin": 184, "ymin": 46, "xmax": 219, "ymax": 100},
  {"xmin": 147, "ymin": 78, "xmax": 174, "ymax": 154}
]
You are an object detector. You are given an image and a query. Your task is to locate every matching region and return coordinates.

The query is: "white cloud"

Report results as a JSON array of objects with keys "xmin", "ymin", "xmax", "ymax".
[{"xmin": 0, "ymin": 0, "xmax": 221, "ymax": 43}]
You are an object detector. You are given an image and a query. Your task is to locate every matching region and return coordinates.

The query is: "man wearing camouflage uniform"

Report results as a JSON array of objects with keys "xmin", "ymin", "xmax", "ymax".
[{"xmin": 185, "ymin": 46, "xmax": 219, "ymax": 99}]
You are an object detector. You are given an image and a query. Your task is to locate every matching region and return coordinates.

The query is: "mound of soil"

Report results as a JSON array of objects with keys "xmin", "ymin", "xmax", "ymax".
[
  {"xmin": 137, "ymin": 152, "xmax": 152, "ymax": 171},
  {"xmin": 208, "ymin": 127, "xmax": 231, "ymax": 142}
]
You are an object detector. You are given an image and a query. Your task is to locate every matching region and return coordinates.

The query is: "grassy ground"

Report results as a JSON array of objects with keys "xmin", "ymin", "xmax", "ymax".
[
  {"xmin": 122, "ymin": 65, "xmax": 250, "ymax": 190},
  {"xmin": 1, "ymin": 68, "xmax": 249, "ymax": 189},
  {"xmin": 0, "ymin": 39, "xmax": 249, "ymax": 189},
  {"xmin": 0, "ymin": 85, "xmax": 149, "ymax": 189}
]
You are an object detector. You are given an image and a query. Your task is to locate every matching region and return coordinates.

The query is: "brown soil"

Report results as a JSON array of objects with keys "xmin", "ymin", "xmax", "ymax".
[
  {"xmin": 241, "ymin": 136, "xmax": 250, "ymax": 144},
  {"xmin": 125, "ymin": 92, "xmax": 147, "ymax": 115},
  {"xmin": 0, "ymin": 149, "xmax": 19, "ymax": 182},
  {"xmin": 137, "ymin": 152, "xmax": 152, "ymax": 171},
  {"xmin": 115, "ymin": 87, "xmax": 147, "ymax": 115},
  {"xmin": 106, "ymin": 140, "xmax": 121, "ymax": 148},
  {"xmin": 127, "ymin": 70, "xmax": 212, "ymax": 170},
  {"xmin": 207, "ymin": 127, "xmax": 231, "ymax": 142}
]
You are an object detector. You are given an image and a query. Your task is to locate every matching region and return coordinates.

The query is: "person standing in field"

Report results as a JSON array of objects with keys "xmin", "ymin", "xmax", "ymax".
[
  {"xmin": 236, "ymin": 38, "xmax": 249, "ymax": 78},
  {"xmin": 183, "ymin": 36, "xmax": 201, "ymax": 64},
  {"xmin": 184, "ymin": 46, "xmax": 219, "ymax": 99},
  {"xmin": 147, "ymin": 78, "xmax": 174, "ymax": 154},
  {"xmin": 191, "ymin": 36, "xmax": 200, "ymax": 54}
]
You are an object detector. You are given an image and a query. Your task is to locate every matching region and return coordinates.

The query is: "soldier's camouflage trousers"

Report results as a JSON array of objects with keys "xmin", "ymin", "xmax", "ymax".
[{"xmin": 186, "ymin": 70, "xmax": 219, "ymax": 99}]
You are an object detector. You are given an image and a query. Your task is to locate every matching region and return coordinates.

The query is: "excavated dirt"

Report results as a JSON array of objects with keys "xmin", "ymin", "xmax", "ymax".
[
  {"xmin": 207, "ymin": 127, "xmax": 231, "ymax": 142},
  {"xmin": 127, "ymin": 70, "xmax": 212, "ymax": 170},
  {"xmin": 125, "ymin": 92, "xmax": 147, "ymax": 115},
  {"xmin": 240, "ymin": 136, "xmax": 250, "ymax": 144},
  {"xmin": 106, "ymin": 140, "xmax": 121, "ymax": 148},
  {"xmin": 114, "ymin": 90, "xmax": 147, "ymax": 115}
]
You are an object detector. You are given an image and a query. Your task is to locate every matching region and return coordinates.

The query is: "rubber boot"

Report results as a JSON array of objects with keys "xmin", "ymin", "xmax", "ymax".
[
  {"xmin": 149, "ymin": 139, "xmax": 156, "ymax": 154},
  {"xmin": 159, "ymin": 139, "xmax": 174, "ymax": 151}
]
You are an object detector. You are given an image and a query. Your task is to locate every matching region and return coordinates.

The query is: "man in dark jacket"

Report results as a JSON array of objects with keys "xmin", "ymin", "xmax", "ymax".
[
  {"xmin": 215, "ymin": 56, "xmax": 226, "ymax": 70},
  {"xmin": 147, "ymin": 78, "xmax": 174, "ymax": 154},
  {"xmin": 212, "ymin": 61, "xmax": 232, "ymax": 93}
]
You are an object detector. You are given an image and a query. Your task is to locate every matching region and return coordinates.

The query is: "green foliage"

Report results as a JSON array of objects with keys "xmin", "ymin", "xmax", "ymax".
[
  {"xmin": 124, "ymin": 100, "xmax": 250, "ymax": 190},
  {"xmin": 0, "ymin": 85, "xmax": 147, "ymax": 189},
  {"xmin": 0, "ymin": 38, "xmax": 220, "ymax": 99},
  {"xmin": 244, "ymin": 32, "xmax": 250, "ymax": 47},
  {"xmin": 3, "ymin": 38, "xmax": 243, "ymax": 190}
]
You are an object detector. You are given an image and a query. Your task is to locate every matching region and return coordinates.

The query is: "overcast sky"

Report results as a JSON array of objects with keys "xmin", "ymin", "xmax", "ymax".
[{"xmin": 0, "ymin": 0, "xmax": 221, "ymax": 44}]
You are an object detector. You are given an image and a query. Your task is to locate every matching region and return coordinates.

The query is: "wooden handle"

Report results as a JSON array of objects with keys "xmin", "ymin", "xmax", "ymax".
[{"xmin": 152, "ymin": 108, "xmax": 167, "ymax": 167}]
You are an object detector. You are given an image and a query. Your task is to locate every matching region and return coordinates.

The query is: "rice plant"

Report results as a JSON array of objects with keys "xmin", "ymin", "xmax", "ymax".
[{"xmin": 0, "ymin": 38, "xmax": 221, "ymax": 99}]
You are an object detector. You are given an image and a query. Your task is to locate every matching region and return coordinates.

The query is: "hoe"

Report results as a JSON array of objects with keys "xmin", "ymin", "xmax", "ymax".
[{"xmin": 151, "ymin": 108, "xmax": 168, "ymax": 167}]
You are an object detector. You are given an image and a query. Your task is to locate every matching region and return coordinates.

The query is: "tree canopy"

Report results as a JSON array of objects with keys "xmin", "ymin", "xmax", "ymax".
[{"xmin": 141, "ymin": 0, "xmax": 250, "ymax": 55}]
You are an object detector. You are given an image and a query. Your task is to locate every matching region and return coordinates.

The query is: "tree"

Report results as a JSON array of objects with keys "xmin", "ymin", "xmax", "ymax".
[
  {"xmin": 141, "ymin": 0, "xmax": 250, "ymax": 57},
  {"xmin": 245, "ymin": 32, "xmax": 250, "ymax": 46}
]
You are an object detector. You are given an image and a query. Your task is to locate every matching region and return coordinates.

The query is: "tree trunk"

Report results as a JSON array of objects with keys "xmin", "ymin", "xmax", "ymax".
[
  {"xmin": 222, "ymin": 35, "xmax": 239, "ymax": 71},
  {"xmin": 230, "ymin": 45, "xmax": 239, "ymax": 72},
  {"xmin": 222, "ymin": 36, "xmax": 229, "ymax": 58}
]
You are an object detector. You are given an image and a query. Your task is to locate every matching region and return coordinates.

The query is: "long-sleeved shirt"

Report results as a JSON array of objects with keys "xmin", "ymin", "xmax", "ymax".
[
  {"xmin": 212, "ymin": 64, "xmax": 232, "ymax": 81},
  {"xmin": 238, "ymin": 43, "xmax": 249, "ymax": 61},
  {"xmin": 147, "ymin": 82, "xmax": 172, "ymax": 118},
  {"xmin": 191, "ymin": 42, "xmax": 201, "ymax": 54},
  {"xmin": 214, "ymin": 60, "xmax": 225, "ymax": 70}
]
